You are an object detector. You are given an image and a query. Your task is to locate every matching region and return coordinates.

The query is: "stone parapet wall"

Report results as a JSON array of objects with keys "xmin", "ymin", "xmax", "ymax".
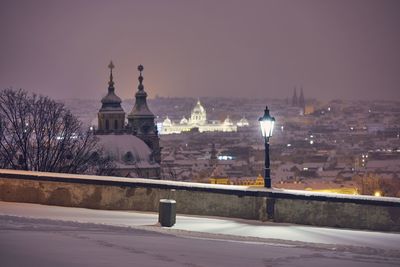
[{"xmin": 0, "ymin": 169, "xmax": 399, "ymax": 231}]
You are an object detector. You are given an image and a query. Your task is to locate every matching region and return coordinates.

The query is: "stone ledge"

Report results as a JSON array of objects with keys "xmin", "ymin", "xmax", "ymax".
[{"xmin": 1, "ymin": 169, "xmax": 399, "ymax": 207}]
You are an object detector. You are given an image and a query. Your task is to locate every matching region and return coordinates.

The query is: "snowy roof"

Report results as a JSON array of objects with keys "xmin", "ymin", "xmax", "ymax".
[
  {"xmin": 101, "ymin": 91, "xmax": 122, "ymax": 105},
  {"xmin": 97, "ymin": 134, "xmax": 156, "ymax": 166}
]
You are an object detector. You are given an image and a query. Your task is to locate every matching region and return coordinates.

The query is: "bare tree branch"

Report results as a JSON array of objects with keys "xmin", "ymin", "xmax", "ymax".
[{"xmin": 0, "ymin": 88, "xmax": 115, "ymax": 175}]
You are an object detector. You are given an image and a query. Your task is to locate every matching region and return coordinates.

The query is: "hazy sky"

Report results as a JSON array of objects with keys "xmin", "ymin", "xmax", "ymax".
[{"xmin": 1, "ymin": 0, "xmax": 399, "ymax": 101}]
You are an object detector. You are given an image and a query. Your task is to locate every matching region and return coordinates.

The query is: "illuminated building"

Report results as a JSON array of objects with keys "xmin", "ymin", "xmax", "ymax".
[
  {"xmin": 160, "ymin": 100, "xmax": 248, "ymax": 134},
  {"xmin": 210, "ymin": 171, "xmax": 265, "ymax": 187}
]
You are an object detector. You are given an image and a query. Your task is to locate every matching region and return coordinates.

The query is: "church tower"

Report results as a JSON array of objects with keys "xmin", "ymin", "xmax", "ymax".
[
  {"xmin": 97, "ymin": 61, "xmax": 125, "ymax": 134},
  {"xmin": 292, "ymin": 87, "xmax": 298, "ymax": 106},
  {"xmin": 127, "ymin": 65, "xmax": 161, "ymax": 163},
  {"xmin": 299, "ymin": 87, "xmax": 305, "ymax": 110}
]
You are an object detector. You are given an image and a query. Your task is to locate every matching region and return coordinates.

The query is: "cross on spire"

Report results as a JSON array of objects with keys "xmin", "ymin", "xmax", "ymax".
[{"xmin": 108, "ymin": 61, "xmax": 115, "ymax": 86}]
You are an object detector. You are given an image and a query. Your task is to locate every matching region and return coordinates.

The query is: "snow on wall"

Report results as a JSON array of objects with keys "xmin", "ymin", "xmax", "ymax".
[
  {"xmin": 1, "ymin": 169, "xmax": 399, "ymax": 205},
  {"xmin": 1, "ymin": 168, "xmax": 400, "ymax": 231}
]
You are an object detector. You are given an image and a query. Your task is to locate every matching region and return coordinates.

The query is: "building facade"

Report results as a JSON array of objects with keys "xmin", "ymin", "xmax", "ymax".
[{"xmin": 160, "ymin": 100, "xmax": 248, "ymax": 134}]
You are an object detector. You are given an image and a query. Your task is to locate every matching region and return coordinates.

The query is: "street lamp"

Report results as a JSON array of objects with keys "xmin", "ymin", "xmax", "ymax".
[{"xmin": 259, "ymin": 106, "xmax": 275, "ymax": 188}]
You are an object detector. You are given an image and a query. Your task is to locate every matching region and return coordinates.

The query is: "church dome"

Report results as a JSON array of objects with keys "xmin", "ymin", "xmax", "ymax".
[
  {"xmin": 223, "ymin": 116, "xmax": 233, "ymax": 126},
  {"xmin": 163, "ymin": 116, "xmax": 172, "ymax": 126},
  {"xmin": 101, "ymin": 92, "xmax": 122, "ymax": 105},
  {"xmin": 97, "ymin": 134, "xmax": 158, "ymax": 167},
  {"xmin": 192, "ymin": 100, "xmax": 206, "ymax": 114},
  {"xmin": 237, "ymin": 117, "xmax": 249, "ymax": 127},
  {"xmin": 180, "ymin": 116, "xmax": 188, "ymax": 124},
  {"xmin": 190, "ymin": 100, "xmax": 207, "ymax": 125},
  {"xmin": 100, "ymin": 92, "xmax": 124, "ymax": 112},
  {"xmin": 99, "ymin": 61, "xmax": 124, "ymax": 112}
]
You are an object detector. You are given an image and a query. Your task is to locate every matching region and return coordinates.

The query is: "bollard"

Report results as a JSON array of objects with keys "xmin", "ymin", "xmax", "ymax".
[{"xmin": 158, "ymin": 199, "xmax": 176, "ymax": 227}]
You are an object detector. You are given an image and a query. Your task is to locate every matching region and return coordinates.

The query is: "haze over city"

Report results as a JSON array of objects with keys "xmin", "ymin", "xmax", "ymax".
[
  {"xmin": 1, "ymin": 1, "xmax": 400, "ymax": 267},
  {"xmin": 1, "ymin": 0, "xmax": 400, "ymax": 101}
]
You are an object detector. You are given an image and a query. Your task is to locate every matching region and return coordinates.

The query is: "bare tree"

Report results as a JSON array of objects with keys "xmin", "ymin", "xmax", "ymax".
[{"xmin": 0, "ymin": 88, "xmax": 115, "ymax": 175}]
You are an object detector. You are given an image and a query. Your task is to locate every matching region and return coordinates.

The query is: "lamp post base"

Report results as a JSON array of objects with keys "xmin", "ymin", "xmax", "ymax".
[{"xmin": 264, "ymin": 178, "xmax": 271, "ymax": 188}]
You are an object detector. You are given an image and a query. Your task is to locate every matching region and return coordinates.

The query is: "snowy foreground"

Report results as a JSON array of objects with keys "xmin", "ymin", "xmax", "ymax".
[{"xmin": 0, "ymin": 202, "xmax": 399, "ymax": 267}]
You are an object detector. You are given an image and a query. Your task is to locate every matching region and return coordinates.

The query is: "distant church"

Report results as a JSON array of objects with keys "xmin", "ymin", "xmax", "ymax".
[
  {"xmin": 290, "ymin": 86, "xmax": 311, "ymax": 115},
  {"xmin": 95, "ymin": 62, "xmax": 160, "ymax": 178}
]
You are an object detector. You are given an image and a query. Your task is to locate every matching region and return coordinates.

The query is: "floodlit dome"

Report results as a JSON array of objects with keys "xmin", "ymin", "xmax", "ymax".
[
  {"xmin": 180, "ymin": 116, "xmax": 188, "ymax": 124},
  {"xmin": 237, "ymin": 117, "xmax": 249, "ymax": 127},
  {"xmin": 163, "ymin": 116, "xmax": 172, "ymax": 126},
  {"xmin": 190, "ymin": 100, "xmax": 207, "ymax": 125},
  {"xmin": 223, "ymin": 116, "xmax": 233, "ymax": 126},
  {"xmin": 192, "ymin": 100, "xmax": 205, "ymax": 114}
]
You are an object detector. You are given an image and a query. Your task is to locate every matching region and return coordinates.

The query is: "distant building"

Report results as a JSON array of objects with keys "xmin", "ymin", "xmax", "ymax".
[
  {"xmin": 292, "ymin": 87, "xmax": 298, "ymax": 106},
  {"xmin": 291, "ymin": 86, "xmax": 306, "ymax": 115},
  {"xmin": 304, "ymin": 104, "xmax": 315, "ymax": 115},
  {"xmin": 209, "ymin": 173, "xmax": 265, "ymax": 187},
  {"xmin": 95, "ymin": 62, "xmax": 160, "ymax": 178},
  {"xmin": 299, "ymin": 87, "xmax": 305, "ymax": 111},
  {"xmin": 160, "ymin": 100, "xmax": 249, "ymax": 134}
]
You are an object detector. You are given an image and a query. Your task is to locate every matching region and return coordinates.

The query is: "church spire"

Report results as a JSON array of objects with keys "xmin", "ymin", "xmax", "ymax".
[
  {"xmin": 98, "ymin": 61, "xmax": 125, "ymax": 134},
  {"xmin": 101, "ymin": 60, "xmax": 122, "ymax": 106},
  {"xmin": 138, "ymin": 64, "xmax": 144, "ymax": 91},
  {"xmin": 292, "ymin": 87, "xmax": 298, "ymax": 106},
  {"xmin": 128, "ymin": 64, "xmax": 155, "ymax": 120},
  {"xmin": 108, "ymin": 61, "xmax": 115, "ymax": 92},
  {"xmin": 127, "ymin": 64, "xmax": 160, "ymax": 164}
]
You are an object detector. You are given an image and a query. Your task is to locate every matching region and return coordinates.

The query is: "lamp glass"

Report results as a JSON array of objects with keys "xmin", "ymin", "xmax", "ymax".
[{"xmin": 259, "ymin": 119, "xmax": 274, "ymax": 138}]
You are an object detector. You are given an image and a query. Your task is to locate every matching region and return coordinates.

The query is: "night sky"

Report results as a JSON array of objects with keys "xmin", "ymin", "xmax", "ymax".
[{"xmin": 1, "ymin": 0, "xmax": 399, "ymax": 101}]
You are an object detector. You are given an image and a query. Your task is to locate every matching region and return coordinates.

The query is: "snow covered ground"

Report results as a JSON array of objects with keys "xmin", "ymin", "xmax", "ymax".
[{"xmin": 1, "ymin": 201, "xmax": 399, "ymax": 267}]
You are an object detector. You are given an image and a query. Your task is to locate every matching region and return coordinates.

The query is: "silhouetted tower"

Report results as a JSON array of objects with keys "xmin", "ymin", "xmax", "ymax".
[
  {"xmin": 299, "ymin": 87, "xmax": 305, "ymax": 109},
  {"xmin": 292, "ymin": 87, "xmax": 298, "ymax": 106},
  {"xmin": 127, "ymin": 65, "xmax": 161, "ymax": 163},
  {"xmin": 97, "ymin": 61, "xmax": 125, "ymax": 133}
]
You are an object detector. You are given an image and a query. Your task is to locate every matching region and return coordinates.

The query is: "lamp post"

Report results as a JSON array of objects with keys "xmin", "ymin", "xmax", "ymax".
[{"xmin": 259, "ymin": 106, "xmax": 275, "ymax": 188}]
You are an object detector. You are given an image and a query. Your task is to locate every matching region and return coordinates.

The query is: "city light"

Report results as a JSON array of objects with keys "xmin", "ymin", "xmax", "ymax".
[{"xmin": 218, "ymin": 155, "xmax": 233, "ymax": 160}]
